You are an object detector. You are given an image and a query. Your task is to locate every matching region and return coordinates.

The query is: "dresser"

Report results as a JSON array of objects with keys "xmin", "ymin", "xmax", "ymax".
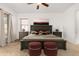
[{"xmin": 19, "ymin": 32, "xmax": 28, "ymax": 40}]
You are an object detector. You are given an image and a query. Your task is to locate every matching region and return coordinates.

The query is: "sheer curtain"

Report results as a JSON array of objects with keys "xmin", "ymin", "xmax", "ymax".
[
  {"xmin": 7, "ymin": 15, "xmax": 14, "ymax": 43},
  {"xmin": 0, "ymin": 9, "xmax": 15, "ymax": 47},
  {"xmin": 0, "ymin": 9, "xmax": 5, "ymax": 46}
]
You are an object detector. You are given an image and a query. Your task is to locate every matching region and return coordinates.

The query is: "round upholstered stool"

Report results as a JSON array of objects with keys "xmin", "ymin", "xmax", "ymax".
[
  {"xmin": 44, "ymin": 42, "xmax": 58, "ymax": 56},
  {"xmin": 28, "ymin": 42, "xmax": 41, "ymax": 56}
]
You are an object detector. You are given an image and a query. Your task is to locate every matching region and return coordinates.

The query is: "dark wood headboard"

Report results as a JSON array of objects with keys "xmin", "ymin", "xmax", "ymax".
[{"xmin": 30, "ymin": 25, "xmax": 52, "ymax": 33}]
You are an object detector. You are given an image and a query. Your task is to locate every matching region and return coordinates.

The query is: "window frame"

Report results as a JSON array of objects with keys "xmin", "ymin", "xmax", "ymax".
[
  {"xmin": 20, "ymin": 18, "xmax": 29, "ymax": 31},
  {"xmin": 3, "ymin": 13, "xmax": 9, "ymax": 36}
]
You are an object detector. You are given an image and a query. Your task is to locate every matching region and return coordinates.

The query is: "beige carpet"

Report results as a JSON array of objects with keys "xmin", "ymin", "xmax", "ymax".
[{"xmin": 0, "ymin": 41, "xmax": 79, "ymax": 56}]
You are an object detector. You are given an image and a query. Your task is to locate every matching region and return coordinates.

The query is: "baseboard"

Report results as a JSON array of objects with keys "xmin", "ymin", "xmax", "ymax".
[
  {"xmin": 75, "ymin": 41, "xmax": 79, "ymax": 44},
  {"xmin": 65, "ymin": 38, "xmax": 77, "ymax": 44}
]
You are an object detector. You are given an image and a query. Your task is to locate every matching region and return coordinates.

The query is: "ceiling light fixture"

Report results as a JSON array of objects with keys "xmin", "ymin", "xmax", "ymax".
[{"xmin": 27, "ymin": 3, "xmax": 49, "ymax": 10}]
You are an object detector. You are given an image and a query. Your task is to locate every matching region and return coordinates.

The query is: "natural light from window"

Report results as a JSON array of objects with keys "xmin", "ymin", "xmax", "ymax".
[{"xmin": 20, "ymin": 18, "xmax": 29, "ymax": 31}]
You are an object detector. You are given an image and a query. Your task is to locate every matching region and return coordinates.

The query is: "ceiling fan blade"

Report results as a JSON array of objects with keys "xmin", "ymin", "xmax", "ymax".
[
  {"xmin": 42, "ymin": 3, "xmax": 49, "ymax": 7},
  {"xmin": 27, "ymin": 3, "xmax": 33, "ymax": 4},
  {"xmin": 37, "ymin": 5, "xmax": 39, "ymax": 9}
]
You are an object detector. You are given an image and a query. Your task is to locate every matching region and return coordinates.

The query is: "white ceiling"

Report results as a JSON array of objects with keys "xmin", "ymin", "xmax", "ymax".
[{"xmin": 1, "ymin": 3, "xmax": 74, "ymax": 13}]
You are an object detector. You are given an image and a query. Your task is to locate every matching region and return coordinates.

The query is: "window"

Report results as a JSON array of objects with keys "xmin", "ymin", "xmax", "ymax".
[
  {"xmin": 3, "ymin": 13, "xmax": 8, "ymax": 36},
  {"xmin": 20, "ymin": 18, "xmax": 29, "ymax": 31}
]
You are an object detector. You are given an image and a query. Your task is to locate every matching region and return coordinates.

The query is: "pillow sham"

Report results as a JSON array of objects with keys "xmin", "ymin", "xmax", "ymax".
[{"xmin": 31, "ymin": 31, "xmax": 38, "ymax": 34}]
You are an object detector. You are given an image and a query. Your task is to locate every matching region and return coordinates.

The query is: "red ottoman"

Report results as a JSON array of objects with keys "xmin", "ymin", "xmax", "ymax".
[
  {"xmin": 44, "ymin": 42, "xmax": 58, "ymax": 56},
  {"xmin": 28, "ymin": 42, "xmax": 41, "ymax": 56}
]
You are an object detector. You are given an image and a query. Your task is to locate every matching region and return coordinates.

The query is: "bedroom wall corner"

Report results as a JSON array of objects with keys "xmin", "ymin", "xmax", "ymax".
[{"xmin": 63, "ymin": 4, "xmax": 79, "ymax": 44}]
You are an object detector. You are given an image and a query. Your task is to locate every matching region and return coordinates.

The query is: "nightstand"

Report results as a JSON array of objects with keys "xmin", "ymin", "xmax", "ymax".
[{"xmin": 53, "ymin": 32, "xmax": 62, "ymax": 37}]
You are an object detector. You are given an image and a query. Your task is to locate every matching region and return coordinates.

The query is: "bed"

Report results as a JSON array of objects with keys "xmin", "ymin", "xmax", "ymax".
[{"xmin": 20, "ymin": 24, "xmax": 66, "ymax": 50}]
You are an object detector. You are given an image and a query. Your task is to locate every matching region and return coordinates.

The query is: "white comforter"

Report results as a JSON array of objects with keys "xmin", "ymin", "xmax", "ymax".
[{"xmin": 22, "ymin": 34, "xmax": 63, "ymax": 40}]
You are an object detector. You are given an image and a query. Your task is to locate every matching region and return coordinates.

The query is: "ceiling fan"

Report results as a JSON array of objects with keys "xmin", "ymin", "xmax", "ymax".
[{"xmin": 27, "ymin": 3, "xmax": 49, "ymax": 9}]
